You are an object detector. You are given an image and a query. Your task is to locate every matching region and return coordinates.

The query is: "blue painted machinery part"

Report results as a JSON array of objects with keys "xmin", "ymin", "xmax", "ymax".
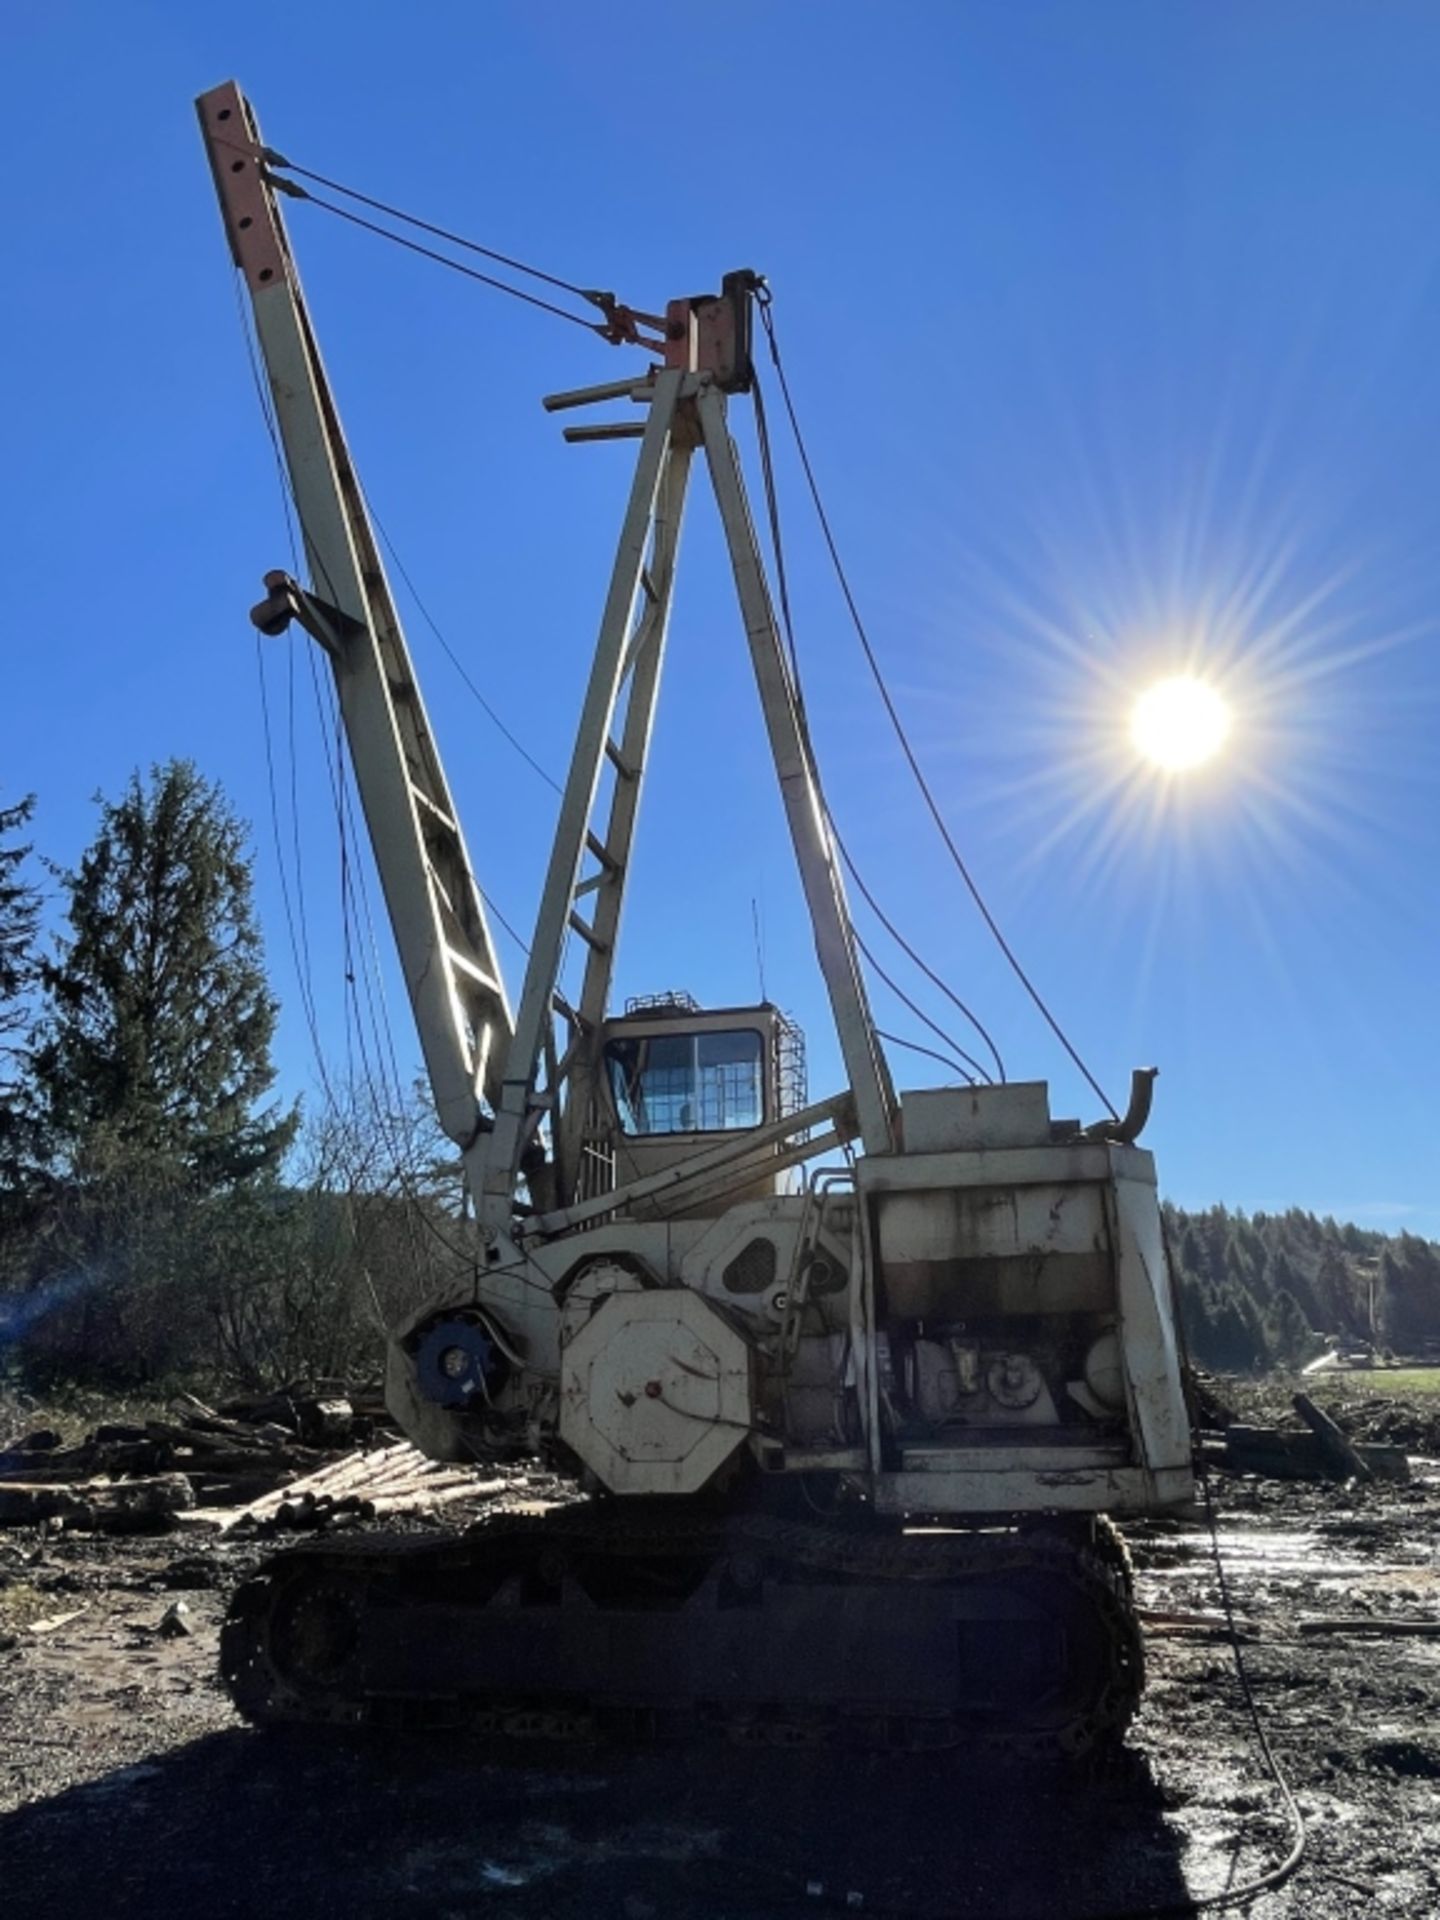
[{"xmin": 416, "ymin": 1319, "xmax": 503, "ymax": 1409}]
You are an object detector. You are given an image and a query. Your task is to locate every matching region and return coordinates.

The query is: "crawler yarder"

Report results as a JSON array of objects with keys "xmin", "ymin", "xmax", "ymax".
[{"xmin": 199, "ymin": 82, "xmax": 1194, "ymax": 1755}]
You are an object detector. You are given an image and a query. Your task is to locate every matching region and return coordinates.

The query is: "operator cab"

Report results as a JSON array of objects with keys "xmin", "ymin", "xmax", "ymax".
[{"xmin": 595, "ymin": 991, "xmax": 806, "ymax": 1207}]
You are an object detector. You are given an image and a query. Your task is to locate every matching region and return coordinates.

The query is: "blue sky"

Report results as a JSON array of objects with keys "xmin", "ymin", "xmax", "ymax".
[{"xmin": 4, "ymin": 2, "xmax": 1438, "ymax": 1234}]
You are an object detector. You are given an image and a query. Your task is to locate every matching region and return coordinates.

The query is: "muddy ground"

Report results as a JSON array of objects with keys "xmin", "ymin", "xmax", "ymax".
[{"xmin": 1, "ymin": 1413, "xmax": 1438, "ymax": 1918}]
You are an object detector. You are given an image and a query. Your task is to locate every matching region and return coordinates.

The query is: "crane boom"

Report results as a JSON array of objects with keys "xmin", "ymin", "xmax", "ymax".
[{"xmin": 197, "ymin": 82, "xmax": 513, "ymax": 1152}]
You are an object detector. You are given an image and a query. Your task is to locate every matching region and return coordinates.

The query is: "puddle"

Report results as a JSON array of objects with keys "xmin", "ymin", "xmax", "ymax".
[{"xmin": 1135, "ymin": 1523, "xmax": 1440, "ymax": 1602}]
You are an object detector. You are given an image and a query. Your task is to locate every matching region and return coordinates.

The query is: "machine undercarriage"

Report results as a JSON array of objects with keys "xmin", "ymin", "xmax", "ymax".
[{"xmin": 223, "ymin": 1508, "xmax": 1142, "ymax": 1758}]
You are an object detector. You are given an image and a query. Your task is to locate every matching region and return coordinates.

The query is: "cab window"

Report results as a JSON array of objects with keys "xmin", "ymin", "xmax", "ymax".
[{"xmin": 604, "ymin": 1029, "xmax": 766, "ymax": 1135}]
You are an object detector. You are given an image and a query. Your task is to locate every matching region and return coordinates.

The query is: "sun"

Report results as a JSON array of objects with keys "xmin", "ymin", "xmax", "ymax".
[{"xmin": 1129, "ymin": 676, "xmax": 1232, "ymax": 772}]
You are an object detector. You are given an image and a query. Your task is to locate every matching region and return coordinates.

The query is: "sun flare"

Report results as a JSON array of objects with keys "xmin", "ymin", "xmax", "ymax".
[{"xmin": 1129, "ymin": 676, "xmax": 1232, "ymax": 772}]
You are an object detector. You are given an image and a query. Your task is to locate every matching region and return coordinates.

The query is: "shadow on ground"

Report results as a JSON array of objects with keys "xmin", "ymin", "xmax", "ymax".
[{"xmin": 0, "ymin": 1727, "xmax": 1189, "ymax": 1920}]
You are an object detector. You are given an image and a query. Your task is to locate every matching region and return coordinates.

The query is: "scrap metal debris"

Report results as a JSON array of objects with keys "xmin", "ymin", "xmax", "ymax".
[{"xmin": 156, "ymin": 1600, "xmax": 193, "ymax": 1638}]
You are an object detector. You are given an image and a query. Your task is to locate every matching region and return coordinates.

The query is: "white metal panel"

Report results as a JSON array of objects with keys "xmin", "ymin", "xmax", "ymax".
[
  {"xmin": 1107, "ymin": 1169, "xmax": 1194, "ymax": 1479},
  {"xmin": 901, "ymin": 1083, "xmax": 1051, "ymax": 1153},
  {"xmin": 873, "ymin": 1463, "xmax": 1194, "ymax": 1516},
  {"xmin": 858, "ymin": 1140, "xmax": 1156, "ymax": 1194},
  {"xmin": 876, "ymin": 1183, "xmax": 1110, "ymax": 1267},
  {"xmin": 559, "ymin": 1289, "xmax": 753, "ymax": 1495}
]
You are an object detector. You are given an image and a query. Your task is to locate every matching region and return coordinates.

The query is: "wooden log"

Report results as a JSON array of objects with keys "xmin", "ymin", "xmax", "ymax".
[
  {"xmin": 2, "ymin": 1439, "xmax": 172, "ymax": 1482},
  {"xmin": 0, "ymin": 1451, "xmax": 98, "ymax": 1483},
  {"xmin": 173, "ymin": 1390, "xmax": 223, "ymax": 1423},
  {"xmin": 211, "ymin": 1439, "xmax": 496, "ymax": 1532},
  {"xmin": 1297, "ymin": 1616, "xmax": 1440, "ymax": 1637},
  {"xmin": 262, "ymin": 1440, "xmax": 405, "ymax": 1503},
  {"xmin": 366, "ymin": 1477, "xmax": 505, "ymax": 1515},
  {"xmin": 169, "ymin": 1446, "xmax": 327, "ymax": 1475},
  {"xmin": 1138, "ymin": 1607, "xmax": 1255, "ymax": 1630},
  {"xmin": 25, "ymin": 1606, "xmax": 88, "ymax": 1636},
  {"xmin": 1211, "ymin": 1428, "xmax": 1409, "ymax": 1484},
  {"xmin": 210, "ymin": 1443, "xmax": 396, "ymax": 1531},
  {"xmin": 171, "ymin": 1416, "xmax": 298, "ymax": 1451},
  {"xmin": 0, "ymin": 1473, "xmax": 195, "ymax": 1532},
  {"xmin": 158, "ymin": 1422, "xmax": 280, "ymax": 1458},
  {"xmin": 341, "ymin": 1444, "xmax": 436, "ymax": 1491},
  {"xmin": 1293, "ymin": 1391, "xmax": 1373, "ymax": 1482},
  {"xmin": 218, "ymin": 1390, "xmax": 301, "ymax": 1432},
  {"xmin": 191, "ymin": 1471, "xmax": 297, "ymax": 1504}
]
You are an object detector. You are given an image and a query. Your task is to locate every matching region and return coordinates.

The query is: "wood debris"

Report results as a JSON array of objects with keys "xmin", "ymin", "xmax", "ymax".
[
  {"xmin": 1197, "ymin": 1389, "xmax": 1411, "ymax": 1485},
  {"xmin": 0, "ymin": 1473, "xmax": 195, "ymax": 1533},
  {"xmin": 0, "ymin": 1388, "xmax": 511, "ymax": 1534},
  {"xmin": 1296, "ymin": 1616, "xmax": 1440, "ymax": 1637},
  {"xmin": 186, "ymin": 1437, "xmax": 507, "ymax": 1535},
  {"xmin": 24, "ymin": 1606, "xmax": 88, "ymax": 1636}
]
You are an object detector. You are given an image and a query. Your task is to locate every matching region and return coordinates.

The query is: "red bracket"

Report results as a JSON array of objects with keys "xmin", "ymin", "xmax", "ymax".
[
  {"xmin": 662, "ymin": 271, "xmax": 758, "ymax": 392},
  {"xmin": 196, "ymin": 81, "xmax": 289, "ymax": 297},
  {"xmin": 591, "ymin": 274, "xmax": 759, "ymax": 391}
]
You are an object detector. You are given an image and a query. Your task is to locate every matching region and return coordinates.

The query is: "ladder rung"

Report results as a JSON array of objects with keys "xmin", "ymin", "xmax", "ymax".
[
  {"xmin": 567, "ymin": 911, "xmax": 611, "ymax": 954},
  {"xmin": 563, "ymin": 422, "xmax": 647, "ymax": 443}
]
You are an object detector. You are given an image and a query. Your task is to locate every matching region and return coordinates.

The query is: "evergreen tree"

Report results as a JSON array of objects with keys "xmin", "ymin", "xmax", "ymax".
[
  {"xmin": 34, "ymin": 761, "xmax": 296, "ymax": 1186},
  {"xmin": 1268, "ymin": 1246, "xmax": 1317, "ymax": 1329},
  {"xmin": 1267, "ymin": 1287, "xmax": 1313, "ymax": 1365},
  {"xmin": 0, "ymin": 791, "xmax": 40, "ymax": 1062},
  {"xmin": 1377, "ymin": 1248, "xmax": 1406, "ymax": 1350},
  {"xmin": 15, "ymin": 764, "xmax": 299, "ymax": 1382},
  {"xmin": 0, "ymin": 792, "xmax": 43, "ymax": 1247},
  {"xmin": 1312, "ymin": 1241, "xmax": 1357, "ymax": 1335},
  {"xmin": 1224, "ymin": 1230, "xmax": 1262, "ymax": 1301},
  {"xmin": 1179, "ymin": 1222, "xmax": 1206, "ymax": 1284}
]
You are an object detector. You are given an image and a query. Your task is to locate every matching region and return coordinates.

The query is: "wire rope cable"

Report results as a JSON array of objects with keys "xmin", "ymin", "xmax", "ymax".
[
  {"xmin": 837, "ymin": 828, "xmax": 1003, "ymax": 1084},
  {"xmin": 858, "ymin": 935, "xmax": 982, "ymax": 1085},
  {"xmin": 756, "ymin": 298, "xmax": 1118, "ymax": 1119},
  {"xmin": 752, "ymin": 357, "xmax": 1003, "ymax": 1085},
  {"xmin": 874, "ymin": 1029, "xmax": 976, "ymax": 1083},
  {"xmin": 277, "ymin": 183, "xmax": 604, "ymax": 333},
  {"xmin": 364, "ymin": 497, "xmax": 563, "ymax": 798},
  {"xmin": 264, "ymin": 154, "xmax": 597, "ymax": 302}
]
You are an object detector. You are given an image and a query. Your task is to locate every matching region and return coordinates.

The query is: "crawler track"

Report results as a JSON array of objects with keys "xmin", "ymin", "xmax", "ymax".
[{"xmin": 222, "ymin": 1506, "xmax": 1141, "ymax": 1759}]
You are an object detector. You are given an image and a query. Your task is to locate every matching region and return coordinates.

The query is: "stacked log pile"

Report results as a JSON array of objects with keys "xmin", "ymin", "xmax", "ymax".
[
  {"xmin": 191, "ymin": 1438, "xmax": 507, "ymax": 1535},
  {"xmin": 0, "ymin": 1389, "xmax": 512, "ymax": 1534}
]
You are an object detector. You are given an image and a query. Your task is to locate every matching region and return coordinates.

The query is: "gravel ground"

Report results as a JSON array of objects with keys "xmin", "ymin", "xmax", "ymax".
[{"xmin": 1, "ymin": 1464, "xmax": 1437, "ymax": 1920}]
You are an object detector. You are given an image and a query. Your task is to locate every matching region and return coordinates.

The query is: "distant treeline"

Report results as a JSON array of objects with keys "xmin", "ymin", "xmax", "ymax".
[{"xmin": 1164, "ymin": 1202, "xmax": 1440, "ymax": 1372}]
